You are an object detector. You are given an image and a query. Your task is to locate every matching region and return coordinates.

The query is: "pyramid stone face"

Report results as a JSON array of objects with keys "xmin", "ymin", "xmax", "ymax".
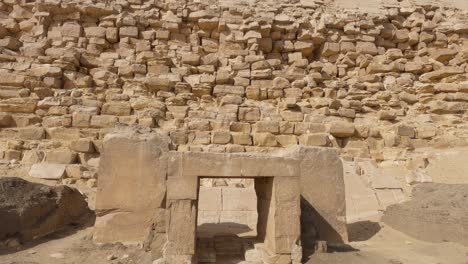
[{"xmin": 0, "ymin": 0, "xmax": 467, "ymax": 261}]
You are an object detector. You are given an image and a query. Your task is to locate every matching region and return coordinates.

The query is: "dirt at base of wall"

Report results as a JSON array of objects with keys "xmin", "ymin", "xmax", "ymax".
[{"xmin": 382, "ymin": 183, "xmax": 468, "ymax": 246}]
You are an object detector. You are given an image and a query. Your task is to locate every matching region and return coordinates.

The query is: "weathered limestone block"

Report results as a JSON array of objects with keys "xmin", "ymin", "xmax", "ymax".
[
  {"xmin": 84, "ymin": 27, "xmax": 106, "ymax": 38},
  {"xmin": 61, "ymin": 23, "xmax": 82, "ymax": 38},
  {"xmin": 0, "ymin": 98, "xmax": 37, "ymax": 113},
  {"xmin": 356, "ymin": 41, "xmax": 378, "ymax": 55},
  {"xmin": 281, "ymin": 111, "xmax": 304, "ymax": 122},
  {"xmin": 294, "ymin": 123, "xmax": 326, "ymax": 135},
  {"xmin": 145, "ymin": 77, "xmax": 171, "ymax": 91},
  {"xmin": 213, "ymin": 85, "xmax": 245, "ymax": 96},
  {"xmin": 299, "ymin": 133, "xmax": 329, "ymax": 147},
  {"xmin": 45, "ymin": 150, "xmax": 77, "ymax": 164},
  {"xmin": 90, "ymin": 115, "xmax": 118, "ymax": 128},
  {"xmin": 18, "ymin": 127, "xmax": 45, "ymax": 140},
  {"xmin": 232, "ymin": 133, "xmax": 253, "ymax": 145},
  {"xmin": 285, "ymin": 146, "xmax": 348, "ymax": 243},
  {"xmin": 253, "ymin": 121, "xmax": 279, "ymax": 134},
  {"xmin": 29, "ymin": 163, "xmax": 66, "ymax": 180},
  {"xmin": 70, "ymin": 139, "xmax": 95, "ymax": 153},
  {"xmin": 239, "ymin": 107, "xmax": 260, "ymax": 121},
  {"xmin": 94, "ymin": 129, "xmax": 170, "ymax": 244},
  {"xmin": 416, "ymin": 125, "xmax": 437, "ymax": 139},
  {"xmin": 321, "ymin": 42, "xmax": 340, "ymax": 57},
  {"xmin": 329, "ymin": 122, "xmax": 355, "ymax": 137},
  {"xmin": 0, "ymin": 71, "xmax": 26, "ymax": 87},
  {"xmin": 165, "ymin": 200, "xmax": 197, "ymax": 255},
  {"xmin": 101, "ymin": 102, "xmax": 132, "ymax": 116},
  {"xmin": 254, "ymin": 132, "xmax": 278, "ymax": 147},
  {"xmin": 119, "ymin": 26, "xmax": 138, "ymax": 38},
  {"xmin": 211, "ymin": 131, "xmax": 231, "ymax": 144},
  {"xmin": 396, "ymin": 125, "xmax": 415, "ymax": 138}
]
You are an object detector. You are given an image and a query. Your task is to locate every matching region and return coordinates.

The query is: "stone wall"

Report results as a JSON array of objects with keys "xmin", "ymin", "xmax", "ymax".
[{"xmin": 0, "ymin": 0, "xmax": 467, "ymax": 209}]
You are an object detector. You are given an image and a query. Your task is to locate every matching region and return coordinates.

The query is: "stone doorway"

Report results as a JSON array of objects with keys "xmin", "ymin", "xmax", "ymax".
[
  {"xmin": 164, "ymin": 151, "xmax": 302, "ymax": 263},
  {"xmin": 95, "ymin": 131, "xmax": 348, "ymax": 264}
]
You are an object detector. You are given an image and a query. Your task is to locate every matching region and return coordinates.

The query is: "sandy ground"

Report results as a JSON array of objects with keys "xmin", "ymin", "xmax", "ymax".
[
  {"xmin": 0, "ymin": 226, "xmax": 154, "ymax": 264},
  {"xmin": 308, "ymin": 221, "xmax": 468, "ymax": 264},
  {"xmin": 0, "ymin": 219, "xmax": 467, "ymax": 264}
]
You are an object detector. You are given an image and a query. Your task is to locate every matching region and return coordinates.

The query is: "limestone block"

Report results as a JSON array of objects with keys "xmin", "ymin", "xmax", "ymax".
[
  {"xmin": 232, "ymin": 133, "xmax": 253, "ymax": 145},
  {"xmin": 213, "ymin": 85, "xmax": 245, "ymax": 96},
  {"xmin": 181, "ymin": 53, "xmax": 200, "ymax": 66},
  {"xmin": 72, "ymin": 112, "xmax": 91, "ymax": 128},
  {"xmin": 416, "ymin": 125, "xmax": 437, "ymax": 139},
  {"xmin": 0, "ymin": 98, "xmax": 36, "ymax": 113},
  {"xmin": 145, "ymin": 77, "xmax": 171, "ymax": 91},
  {"xmin": 197, "ymin": 210, "xmax": 219, "ymax": 226},
  {"xmin": 90, "ymin": 115, "xmax": 118, "ymax": 128},
  {"xmin": 84, "ymin": 27, "xmax": 106, "ymax": 38},
  {"xmin": 188, "ymin": 131, "xmax": 211, "ymax": 145},
  {"xmin": 356, "ymin": 41, "xmax": 378, "ymax": 55},
  {"xmin": 344, "ymin": 162, "xmax": 380, "ymax": 222},
  {"xmin": 429, "ymin": 48, "xmax": 457, "ymax": 63},
  {"xmin": 22, "ymin": 150, "xmax": 44, "ymax": 164},
  {"xmin": 254, "ymin": 132, "xmax": 278, "ymax": 147},
  {"xmin": 276, "ymin": 135, "xmax": 298, "ymax": 147},
  {"xmin": 70, "ymin": 139, "xmax": 95, "ymax": 153},
  {"xmin": 165, "ymin": 200, "xmax": 197, "ymax": 255},
  {"xmin": 291, "ymin": 146, "xmax": 348, "ymax": 242},
  {"xmin": 396, "ymin": 125, "xmax": 415, "ymax": 138},
  {"xmin": 222, "ymin": 187, "xmax": 257, "ymax": 211},
  {"xmin": 299, "ymin": 133, "xmax": 329, "ymax": 146},
  {"xmin": 29, "ymin": 163, "xmax": 66, "ymax": 180},
  {"xmin": 46, "ymin": 128, "xmax": 81, "ymax": 141},
  {"xmin": 321, "ymin": 42, "xmax": 340, "ymax": 57},
  {"xmin": 61, "ymin": 23, "xmax": 82, "ymax": 38},
  {"xmin": 18, "ymin": 127, "xmax": 45, "ymax": 140},
  {"xmin": 119, "ymin": 26, "xmax": 138, "ymax": 38},
  {"xmin": 253, "ymin": 121, "xmax": 279, "ymax": 134},
  {"xmin": 212, "ymin": 131, "xmax": 231, "ymax": 144},
  {"xmin": 101, "ymin": 102, "xmax": 131, "ymax": 116},
  {"xmin": 280, "ymin": 111, "xmax": 304, "ymax": 122},
  {"xmin": 95, "ymin": 130, "xmax": 169, "ymax": 244},
  {"xmin": 329, "ymin": 122, "xmax": 355, "ymax": 137},
  {"xmin": 294, "ymin": 123, "xmax": 326, "ymax": 135},
  {"xmin": 167, "ymin": 174, "xmax": 198, "ymax": 200},
  {"xmin": 279, "ymin": 121, "xmax": 294, "ymax": 134},
  {"xmin": 273, "ymin": 177, "xmax": 301, "ymax": 254},
  {"xmin": 30, "ymin": 64, "xmax": 62, "ymax": 77},
  {"xmin": 0, "ymin": 113, "xmax": 13, "ymax": 127},
  {"xmin": 239, "ymin": 107, "xmax": 260, "ymax": 121},
  {"xmin": 45, "ymin": 150, "xmax": 77, "ymax": 164},
  {"xmin": 198, "ymin": 187, "xmax": 222, "ymax": 211},
  {"xmin": 378, "ymin": 110, "xmax": 396, "ymax": 120},
  {"xmin": 65, "ymin": 165, "xmax": 87, "ymax": 179}
]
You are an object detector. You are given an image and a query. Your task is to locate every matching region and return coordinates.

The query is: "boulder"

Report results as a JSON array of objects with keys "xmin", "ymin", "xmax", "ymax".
[{"xmin": 0, "ymin": 177, "xmax": 91, "ymax": 244}]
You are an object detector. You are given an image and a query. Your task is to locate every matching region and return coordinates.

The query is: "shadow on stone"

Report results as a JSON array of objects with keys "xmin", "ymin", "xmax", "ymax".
[
  {"xmin": 197, "ymin": 222, "xmax": 253, "ymax": 238},
  {"xmin": 327, "ymin": 243, "xmax": 359, "ymax": 253},
  {"xmin": 301, "ymin": 196, "xmax": 345, "ymax": 260},
  {"xmin": 347, "ymin": 221, "xmax": 381, "ymax": 242}
]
